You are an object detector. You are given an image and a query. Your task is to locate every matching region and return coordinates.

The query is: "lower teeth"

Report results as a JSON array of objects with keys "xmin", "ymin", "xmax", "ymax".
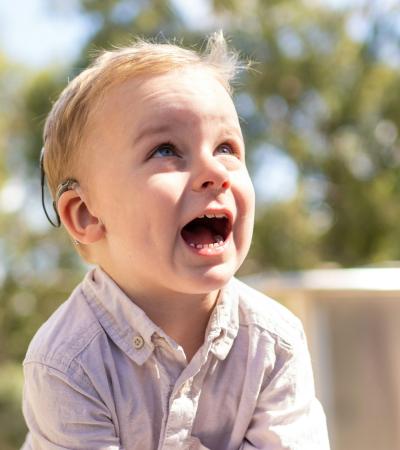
[{"xmin": 189, "ymin": 236, "xmax": 225, "ymax": 249}]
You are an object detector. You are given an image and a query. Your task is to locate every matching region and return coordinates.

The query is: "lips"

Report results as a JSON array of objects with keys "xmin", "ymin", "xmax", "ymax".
[{"xmin": 181, "ymin": 212, "xmax": 232, "ymax": 249}]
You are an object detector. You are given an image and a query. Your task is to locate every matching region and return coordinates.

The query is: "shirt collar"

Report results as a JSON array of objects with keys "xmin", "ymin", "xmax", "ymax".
[
  {"xmin": 81, "ymin": 267, "xmax": 239, "ymax": 365},
  {"xmin": 82, "ymin": 267, "xmax": 159, "ymax": 365}
]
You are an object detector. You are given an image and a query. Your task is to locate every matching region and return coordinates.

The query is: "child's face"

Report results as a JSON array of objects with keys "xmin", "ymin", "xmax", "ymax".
[{"xmin": 81, "ymin": 67, "xmax": 255, "ymax": 298}]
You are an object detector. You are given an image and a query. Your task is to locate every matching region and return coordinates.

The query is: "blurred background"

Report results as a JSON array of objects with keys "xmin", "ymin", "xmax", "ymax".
[{"xmin": 0, "ymin": 0, "xmax": 400, "ymax": 449}]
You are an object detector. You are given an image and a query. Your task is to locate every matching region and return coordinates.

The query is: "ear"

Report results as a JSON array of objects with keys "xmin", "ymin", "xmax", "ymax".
[{"xmin": 57, "ymin": 189, "xmax": 105, "ymax": 244}]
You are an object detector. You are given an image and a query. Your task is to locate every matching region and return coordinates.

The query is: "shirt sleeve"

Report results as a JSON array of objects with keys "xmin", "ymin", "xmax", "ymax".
[
  {"xmin": 240, "ymin": 326, "xmax": 330, "ymax": 450},
  {"xmin": 22, "ymin": 361, "xmax": 123, "ymax": 450}
]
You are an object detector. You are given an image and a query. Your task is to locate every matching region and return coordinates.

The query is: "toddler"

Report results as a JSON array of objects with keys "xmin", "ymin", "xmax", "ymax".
[{"xmin": 22, "ymin": 32, "xmax": 330, "ymax": 449}]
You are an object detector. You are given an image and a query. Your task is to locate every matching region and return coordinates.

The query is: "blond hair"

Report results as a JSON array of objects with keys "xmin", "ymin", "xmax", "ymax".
[{"xmin": 42, "ymin": 31, "xmax": 242, "ymax": 200}]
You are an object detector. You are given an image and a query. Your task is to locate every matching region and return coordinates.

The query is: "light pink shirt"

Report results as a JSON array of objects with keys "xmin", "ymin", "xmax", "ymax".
[{"xmin": 22, "ymin": 267, "xmax": 330, "ymax": 449}]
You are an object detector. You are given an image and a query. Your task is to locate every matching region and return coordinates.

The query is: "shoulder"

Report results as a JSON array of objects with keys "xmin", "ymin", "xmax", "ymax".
[
  {"xmin": 232, "ymin": 277, "xmax": 304, "ymax": 347},
  {"xmin": 24, "ymin": 278, "xmax": 103, "ymax": 373}
]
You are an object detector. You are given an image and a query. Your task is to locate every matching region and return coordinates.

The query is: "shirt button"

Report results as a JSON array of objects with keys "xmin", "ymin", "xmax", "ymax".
[{"xmin": 133, "ymin": 335, "xmax": 144, "ymax": 349}]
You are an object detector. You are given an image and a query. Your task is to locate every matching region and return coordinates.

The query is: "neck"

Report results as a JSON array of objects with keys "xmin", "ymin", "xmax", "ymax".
[
  {"xmin": 133, "ymin": 288, "xmax": 218, "ymax": 331},
  {"xmin": 141, "ymin": 289, "xmax": 219, "ymax": 361},
  {"xmin": 103, "ymin": 270, "xmax": 220, "ymax": 361}
]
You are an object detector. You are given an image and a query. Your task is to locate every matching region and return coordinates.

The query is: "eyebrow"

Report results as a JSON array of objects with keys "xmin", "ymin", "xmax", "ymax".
[
  {"xmin": 132, "ymin": 115, "xmax": 243, "ymax": 147},
  {"xmin": 133, "ymin": 124, "xmax": 174, "ymax": 146}
]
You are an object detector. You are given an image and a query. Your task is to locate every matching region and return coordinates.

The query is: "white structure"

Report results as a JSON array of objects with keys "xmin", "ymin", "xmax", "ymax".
[{"xmin": 244, "ymin": 267, "xmax": 400, "ymax": 450}]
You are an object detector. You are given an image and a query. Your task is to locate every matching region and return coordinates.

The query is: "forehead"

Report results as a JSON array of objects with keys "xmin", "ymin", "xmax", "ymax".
[{"xmin": 94, "ymin": 67, "xmax": 241, "ymax": 133}]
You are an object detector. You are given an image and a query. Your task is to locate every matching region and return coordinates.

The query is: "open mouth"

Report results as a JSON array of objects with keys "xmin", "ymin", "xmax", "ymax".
[{"xmin": 181, "ymin": 214, "xmax": 232, "ymax": 249}]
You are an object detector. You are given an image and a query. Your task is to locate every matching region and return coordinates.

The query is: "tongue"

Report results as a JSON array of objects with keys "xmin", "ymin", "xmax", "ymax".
[{"xmin": 181, "ymin": 224, "xmax": 215, "ymax": 245}]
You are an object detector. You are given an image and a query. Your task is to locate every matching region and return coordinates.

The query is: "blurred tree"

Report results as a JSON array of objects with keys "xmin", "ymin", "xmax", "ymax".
[
  {"xmin": 1, "ymin": 0, "xmax": 400, "ymax": 447},
  {"xmin": 206, "ymin": 0, "xmax": 400, "ymax": 270}
]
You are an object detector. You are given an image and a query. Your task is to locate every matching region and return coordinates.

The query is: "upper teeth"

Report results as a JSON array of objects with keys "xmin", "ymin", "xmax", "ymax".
[{"xmin": 197, "ymin": 213, "xmax": 227, "ymax": 219}]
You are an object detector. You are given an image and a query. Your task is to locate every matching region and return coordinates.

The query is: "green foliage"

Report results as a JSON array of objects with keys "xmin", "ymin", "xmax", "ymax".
[
  {"xmin": 221, "ymin": 0, "xmax": 400, "ymax": 269},
  {"xmin": 251, "ymin": 197, "xmax": 321, "ymax": 271},
  {"xmin": 0, "ymin": 363, "xmax": 26, "ymax": 449},
  {"xmin": 21, "ymin": 71, "xmax": 65, "ymax": 170},
  {"xmin": 1, "ymin": 0, "xmax": 400, "ymax": 447}
]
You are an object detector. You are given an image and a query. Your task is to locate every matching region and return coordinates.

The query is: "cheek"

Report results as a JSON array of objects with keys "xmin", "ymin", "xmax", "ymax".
[
  {"xmin": 232, "ymin": 172, "xmax": 255, "ymax": 253},
  {"xmin": 146, "ymin": 173, "xmax": 188, "ymax": 211},
  {"xmin": 130, "ymin": 175, "xmax": 186, "ymax": 235},
  {"xmin": 234, "ymin": 171, "xmax": 256, "ymax": 221}
]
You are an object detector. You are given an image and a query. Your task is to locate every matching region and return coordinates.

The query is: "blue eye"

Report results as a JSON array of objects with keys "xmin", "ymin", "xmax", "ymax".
[
  {"xmin": 216, "ymin": 143, "xmax": 235, "ymax": 155},
  {"xmin": 151, "ymin": 143, "xmax": 177, "ymax": 158}
]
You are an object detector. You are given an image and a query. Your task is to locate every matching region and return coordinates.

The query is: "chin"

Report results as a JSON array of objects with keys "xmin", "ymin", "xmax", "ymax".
[{"xmin": 183, "ymin": 262, "xmax": 239, "ymax": 294}]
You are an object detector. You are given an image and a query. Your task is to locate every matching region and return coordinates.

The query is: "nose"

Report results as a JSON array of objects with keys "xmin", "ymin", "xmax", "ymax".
[{"xmin": 191, "ymin": 154, "xmax": 231, "ymax": 193}]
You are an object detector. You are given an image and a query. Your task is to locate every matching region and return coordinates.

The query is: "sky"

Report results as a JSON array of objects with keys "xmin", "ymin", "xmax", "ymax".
[
  {"xmin": 0, "ymin": 0, "xmax": 383, "ymax": 68},
  {"xmin": 0, "ymin": 0, "xmax": 94, "ymax": 67},
  {"xmin": 0, "ymin": 0, "xmax": 206, "ymax": 68}
]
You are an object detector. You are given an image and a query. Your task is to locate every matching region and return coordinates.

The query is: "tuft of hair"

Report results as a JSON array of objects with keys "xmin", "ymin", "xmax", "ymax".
[{"xmin": 203, "ymin": 30, "xmax": 245, "ymax": 88}]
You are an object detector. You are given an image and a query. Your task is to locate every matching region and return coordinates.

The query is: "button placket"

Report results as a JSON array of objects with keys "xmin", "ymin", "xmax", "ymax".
[{"xmin": 160, "ymin": 355, "xmax": 214, "ymax": 450}]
